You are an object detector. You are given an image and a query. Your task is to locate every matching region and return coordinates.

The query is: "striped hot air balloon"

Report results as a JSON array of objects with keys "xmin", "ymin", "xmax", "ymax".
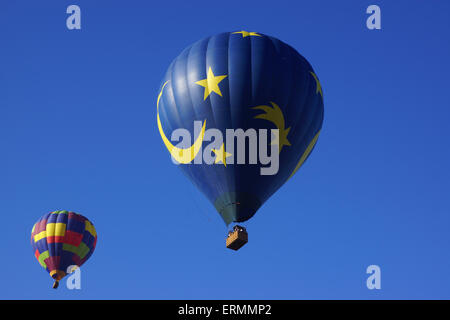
[{"xmin": 31, "ymin": 210, "xmax": 97, "ymax": 288}]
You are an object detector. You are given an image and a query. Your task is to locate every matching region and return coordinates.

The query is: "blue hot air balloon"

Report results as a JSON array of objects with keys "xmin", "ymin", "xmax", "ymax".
[{"xmin": 157, "ymin": 31, "xmax": 324, "ymax": 248}]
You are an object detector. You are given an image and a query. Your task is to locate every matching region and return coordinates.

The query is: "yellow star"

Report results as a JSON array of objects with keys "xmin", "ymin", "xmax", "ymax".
[
  {"xmin": 271, "ymin": 127, "xmax": 291, "ymax": 153},
  {"xmin": 195, "ymin": 67, "xmax": 228, "ymax": 100},
  {"xmin": 212, "ymin": 143, "xmax": 232, "ymax": 167},
  {"xmin": 232, "ymin": 31, "xmax": 262, "ymax": 38},
  {"xmin": 252, "ymin": 102, "xmax": 291, "ymax": 153},
  {"xmin": 310, "ymin": 71, "xmax": 323, "ymax": 98}
]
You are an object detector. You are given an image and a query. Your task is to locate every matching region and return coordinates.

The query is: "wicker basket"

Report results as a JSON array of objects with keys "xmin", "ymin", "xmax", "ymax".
[{"xmin": 226, "ymin": 226, "xmax": 248, "ymax": 250}]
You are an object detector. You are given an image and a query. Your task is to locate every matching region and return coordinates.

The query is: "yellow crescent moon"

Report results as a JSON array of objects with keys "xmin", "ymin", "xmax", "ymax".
[
  {"xmin": 157, "ymin": 81, "xmax": 206, "ymax": 164},
  {"xmin": 287, "ymin": 130, "xmax": 320, "ymax": 180}
]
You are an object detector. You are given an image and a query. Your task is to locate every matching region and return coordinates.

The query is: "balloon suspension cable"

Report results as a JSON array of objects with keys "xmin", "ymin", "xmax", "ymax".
[{"xmin": 52, "ymin": 280, "xmax": 59, "ymax": 289}]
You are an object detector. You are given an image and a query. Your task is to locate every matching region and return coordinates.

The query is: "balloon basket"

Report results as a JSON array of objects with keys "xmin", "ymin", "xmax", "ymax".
[{"xmin": 226, "ymin": 225, "xmax": 248, "ymax": 250}]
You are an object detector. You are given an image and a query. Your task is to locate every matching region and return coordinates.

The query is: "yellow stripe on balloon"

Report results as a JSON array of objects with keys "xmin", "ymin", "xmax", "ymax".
[
  {"xmin": 46, "ymin": 223, "xmax": 66, "ymax": 237},
  {"xmin": 34, "ymin": 231, "xmax": 47, "ymax": 242},
  {"xmin": 85, "ymin": 220, "xmax": 97, "ymax": 237}
]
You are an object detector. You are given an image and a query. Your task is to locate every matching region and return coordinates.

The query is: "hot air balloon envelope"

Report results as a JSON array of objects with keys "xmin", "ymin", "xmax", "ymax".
[
  {"xmin": 31, "ymin": 210, "xmax": 97, "ymax": 288},
  {"xmin": 157, "ymin": 31, "xmax": 324, "ymax": 226}
]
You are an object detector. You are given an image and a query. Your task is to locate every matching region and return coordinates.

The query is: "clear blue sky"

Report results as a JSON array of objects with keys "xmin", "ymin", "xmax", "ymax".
[{"xmin": 1, "ymin": 0, "xmax": 449, "ymax": 299}]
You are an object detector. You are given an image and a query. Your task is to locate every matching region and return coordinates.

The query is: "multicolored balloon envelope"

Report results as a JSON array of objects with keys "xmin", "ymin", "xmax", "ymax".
[
  {"xmin": 157, "ymin": 31, "xmax": 324, "ymax": 227},
  {"xmin": 31, "ymin": 211, "xmax": 97, "ymax": 288}
]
